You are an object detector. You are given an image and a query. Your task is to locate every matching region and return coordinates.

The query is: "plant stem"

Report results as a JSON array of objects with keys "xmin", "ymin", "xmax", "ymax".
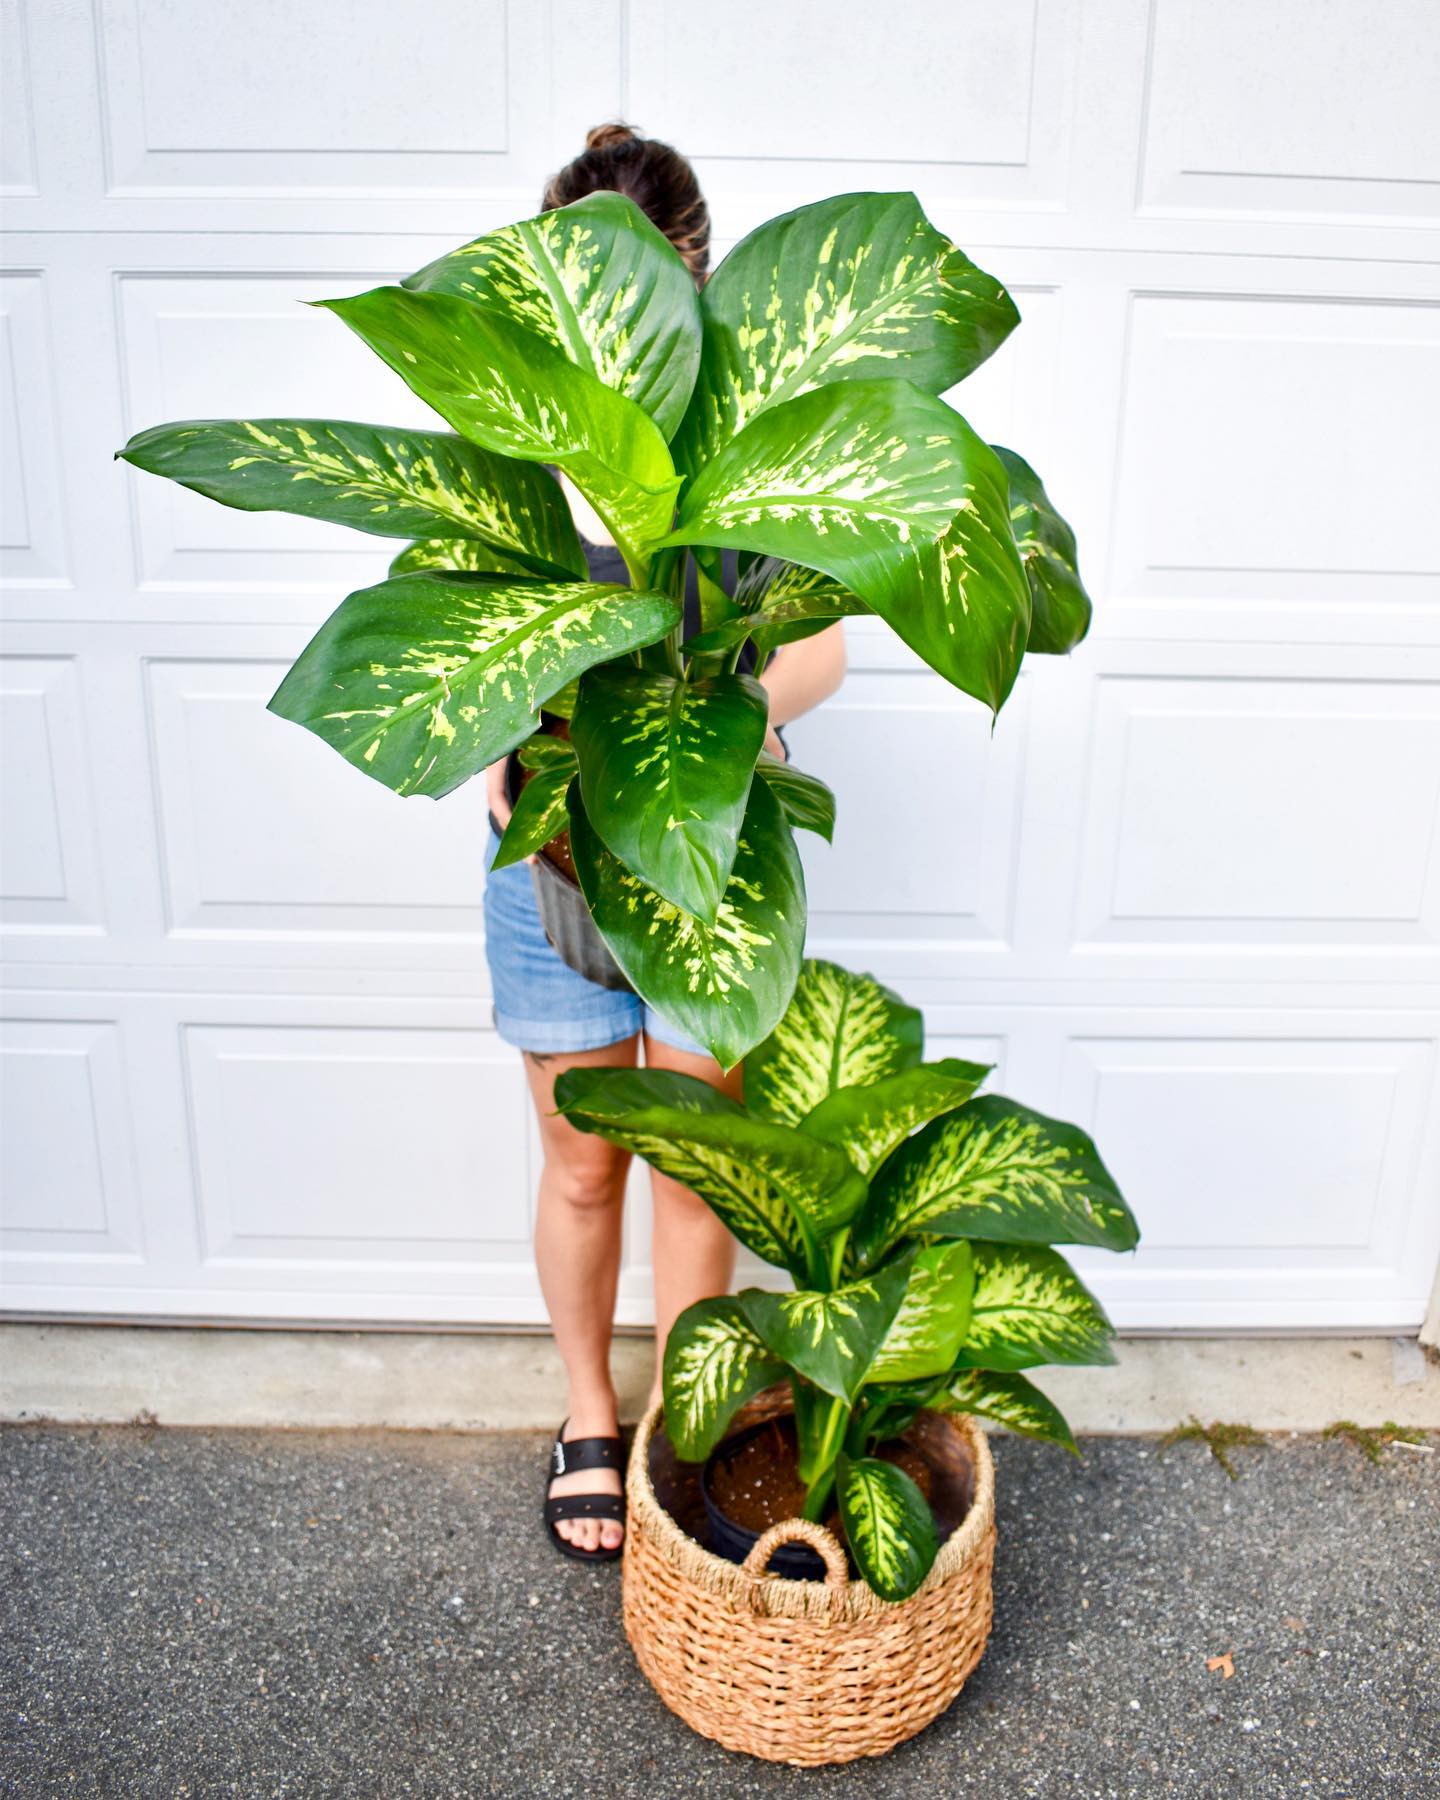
[{"xmin": 801, "ymin": 1465, "xmax": 838, "ymax": 1523}]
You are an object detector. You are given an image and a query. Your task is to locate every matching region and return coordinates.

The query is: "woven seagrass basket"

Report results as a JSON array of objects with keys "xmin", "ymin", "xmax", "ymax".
[{"xmin": 623, "ymin": 1389, "xmax": 996, "ymax": 1766}]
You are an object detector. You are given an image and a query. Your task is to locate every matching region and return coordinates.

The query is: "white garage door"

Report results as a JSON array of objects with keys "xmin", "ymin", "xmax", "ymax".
[{"xmin": 3, "ymin": 0, "xmax": 1438, "ymax": 1331}]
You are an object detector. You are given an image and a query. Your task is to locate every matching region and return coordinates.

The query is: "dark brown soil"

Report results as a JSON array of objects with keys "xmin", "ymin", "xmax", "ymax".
[{"xmin": 647, "ymin": 1393, "xmax": 975, "ymax": 1570}]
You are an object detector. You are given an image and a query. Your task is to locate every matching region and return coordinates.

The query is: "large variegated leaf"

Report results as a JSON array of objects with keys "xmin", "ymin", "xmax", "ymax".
[
  {"xmin": 570, "ymin": 666, "xmax": 769, "ymax": 920},
  {"xmin": 937, "ymin": 1367, "xmax": 1078, "ymax": 1455},
  {"xmin": 404, "ymin": 192, "xmax": 703, "ymax": 441},
  {"xmin": 856, "ymin": 1094, "xmax": 1139, "ymax": 1265},
  {"xmin": 863, "ymin": 1243, "xmax": 974, "ymax": 1386},
  {"xmin": 738, "ymin": 1255, "xmax": 914, "ymax": 1404},
  {"xmin": 879, "ymin": 477, "xmax": 1032, "ymax": 713},
  {"xmin": 661, "ymin": 1297, "xmax": 786, "ymax": 1463},
  {"xmin": 390, "ymin": 537, "xmax": 541, "ymax": 578},
  {"xmin": 118, "ymin": 419, "xmax": 585, "ymax": 578},
  {"xmin": 755, "ymin": 754, "xmax": 835, "ymax": 843},
  {"xmin": 993, "ymin": 446, "xmax": 1092, "ymax": 655},
  {"xmin": 800, "ymin": 1058, "xmax": 991, "ymax": 1179},
  {"xmin": 675, "ymin": 190, "xmax": 1018, "ymax": 473},
  {"xmin": 663, "ymin": 382, "xmax": 1029, "ymax": 703},
  {"xmin": 744, "ymin": 958, "xmax": 922, "ymax": 1128},
  {"xmin": 953, "ymin": 1243, "xmax": 1116, "ymax": 1371},
  {"xmin": 489, "ymin": 744, "xmax": 576, "ymax": 871},
  {"xmin": 318, "ymin": 287, "xmax": 680, "ymax": 575},
  {"xmin": 568, "ymin": 777, "xmax": 804, "ymax": 1071},
  {"xmin": 266, "ymin": 573, "xmax": 678, "ymax": 799},
  {"xmin": 835, "ymin": 1453, "xmax": 938, "ymax": 1603},
  {"xmin": 552, "ymin": 1067, "xmax": 811, "ymax": 1276}
]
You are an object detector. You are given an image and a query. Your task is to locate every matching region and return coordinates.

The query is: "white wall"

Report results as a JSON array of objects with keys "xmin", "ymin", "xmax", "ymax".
[{"xmin": 2, "ymin": 0, "xmax": 1438, "ymax": 1330}]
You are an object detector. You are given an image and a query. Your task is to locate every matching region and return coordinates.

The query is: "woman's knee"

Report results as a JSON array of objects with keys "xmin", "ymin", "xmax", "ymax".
[{"xmin": 542, "ymin": 1135, "xmax": 629, "ymax": 1213}]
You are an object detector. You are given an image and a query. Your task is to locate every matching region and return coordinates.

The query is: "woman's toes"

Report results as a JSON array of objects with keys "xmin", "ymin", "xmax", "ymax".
[{"xmin": 600, "ymin": 1520, "xmax": 624, "ymax": 1551}]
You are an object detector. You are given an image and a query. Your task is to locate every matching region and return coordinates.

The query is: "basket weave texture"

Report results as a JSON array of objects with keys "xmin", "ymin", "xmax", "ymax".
[{"xmin": 623, "ymin": 1392, "xmax": 996, "ymax": 1766}]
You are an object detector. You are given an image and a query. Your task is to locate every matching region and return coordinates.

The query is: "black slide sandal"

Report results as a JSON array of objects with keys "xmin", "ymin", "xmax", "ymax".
[{"xmin": 544, "ymin": 1423, "xmax": 627, "ymax": 1563}]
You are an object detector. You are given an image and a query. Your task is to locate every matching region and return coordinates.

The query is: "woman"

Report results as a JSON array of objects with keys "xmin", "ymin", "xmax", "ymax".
[{"xmin": 483, "ymin": 124, "xmax": 847, "ymax": 1561}]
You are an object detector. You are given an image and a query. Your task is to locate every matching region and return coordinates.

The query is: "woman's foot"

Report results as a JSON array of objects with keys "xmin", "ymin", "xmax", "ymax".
[{"xmin": 548, "ymin": 1401, "xmax": 625, "ymax": 1556}]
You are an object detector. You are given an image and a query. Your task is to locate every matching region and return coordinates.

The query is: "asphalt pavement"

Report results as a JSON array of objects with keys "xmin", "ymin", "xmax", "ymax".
[{"xmin": 2, "ymin": 1420, "xmax": 1436, "ymax": 1797}]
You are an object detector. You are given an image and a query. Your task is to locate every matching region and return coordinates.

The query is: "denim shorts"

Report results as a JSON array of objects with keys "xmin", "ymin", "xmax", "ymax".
[{"xmin": 482, "ymin": 828, "xmax": 707, "ymax": 1057}]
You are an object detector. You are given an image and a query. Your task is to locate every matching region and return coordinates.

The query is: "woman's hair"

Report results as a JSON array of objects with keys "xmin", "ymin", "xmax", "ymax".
[{"xmin": 543, "ymin": 122, "xmax": 710, "ymax": 284}]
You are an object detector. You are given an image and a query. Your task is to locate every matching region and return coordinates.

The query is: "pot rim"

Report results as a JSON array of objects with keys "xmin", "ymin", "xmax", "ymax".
[{"xmin": 627, "ymin": 1396, "xmax": 996, "ymax": 1620}]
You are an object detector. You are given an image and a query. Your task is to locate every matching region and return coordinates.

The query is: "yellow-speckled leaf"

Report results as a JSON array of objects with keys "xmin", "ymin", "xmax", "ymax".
[
  {"xmin": 552, "ymin": 1066, "xmax": 817, "ymax": 1278},
  {"xmin": 568, "ymin": 777, "xmax": 805, "ymax": 1071},
  {"xmin": 405, "ymin": 191, "xmax": 703, "ymax": 441},
  {"xmin": 570, "ymin": 666, "xmax": 769, "ymax": 920},
  {"xmin": 953, "ymin": 1243, "xmax": 1116, "ymax": 1371},
  {"xmin": 390, "ymin": 537, "xmax": 542, "ymax": 578},
  {"xmin": 317, "ymin": 287, "xmax": 680, "ymax": 577},
  {"xmin": 864, "ymin": 1243, "xmax": 974, "ymax": 1385},
  {"xmin": 835, "ymin": 1453, "xmax": 938, "ymax": 1603},
  {"xmin": 744, "ymin": 958, "xmax": 923, "ymax": 1128},
  {"xmin": 684, "ymin": 557, "xmax": 870, "ymax": 657},
  {"xmin": 666, "ymin": 381, "xmax": 1030, "ymax": 712},
  {"xmin": 661, "ymin": 1296, "xmax": 787, "ymax": 1462},
  {"xmin": 117, "ymin": 418, "xmax": 584, "ymax": 578},
  {"xmin": 936, "ymin": 1368, "xmax": 1078, "ymax": 1455},
  {"xmin": 739, "ymin": 1254, "xmax": 914, "ymax": 1403},
  {"xmin": 856, "ymin": 1094, "xmax": 1139, "ymax": 1265},
  {"xmin": 490, "ymin": 743, "xmax": 576, "ymax": 871},
  {"xmin": 266, "ymin": 572, "xmax": 679, "ymax": 800},
  {"xmin": 675, "ymin": 190, "xmax": 1018, "ymax": 473},
  {"xmin": 800, "ymin": 1058, "xmax": 992, "ymax": 1179}
]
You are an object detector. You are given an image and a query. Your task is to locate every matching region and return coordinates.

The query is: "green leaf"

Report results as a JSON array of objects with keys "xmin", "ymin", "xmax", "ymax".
[
  {"xmin": 570, "ymin": 666, "xmax": 769, "ymax": 920},
  {"xmin": 552, "ymin": 1067, "xmax": 810, "ymax": 1277},
  {"xmin": 936, "ymin": 1367, "xmax": 1079, "ymax": 1455},
  {"xmin": 744, "ymin": 958, "xmax": 923, "ymax": 1128},
  {"xmin": 516, "ymin": 733, "xmax": 577, "ymax": 770},
  {"xmin": 864, "ymin": 1243, "xmax": 975, "ymax": 1385},
  {"xmin": 664, "ymin": 381, "xmax": 1030, "ymax": 709},
  {"xmin": 835, "ymin": 1453, "xmax": 938, "ymax": 1603},
  {"xmin": 390, "ymin": 537, "xmax": 544, "ymax": 578},
  {"xmin": 675, "ymin": 190, "xmax": 1018, "ymax": 472},
  {"xmin": 118, "ymin": 419, "xmax": 585, "ymax": 578},
  {"xmin": 490, "ymin": 749, "xmax": 576, "ymax": 871},
  {"xmin": 992, "ymin": 446, "xmax": 1092, "ymax": 655},
  {"xmin": 404, "ymin": 191, "xmax": 703, "ymax": 440},
  {"xmin": 739, "ymin": 1255, "xmax": 914, "ymax": 1404},
  {"xmin": 800, "ymin": 1058, "xmax": 992, "ymax": 1180},
  {"xmin": 661, "ymin": 1296, "xmax": 786, "ymax": 1462},
  {"xmin": 685, "ymin": 559, "xmax": 869, "ymax": 657},
  {"xmin": 266, "ymin": 573, "xmax": 679, "ymax": 799},
  {"xmin": 856, "ymin": 1094, "xmax": 1139, "ymax": 1265},
  {"xmin": 317, "ymin": 286, "xmax": 680, "ymax": 577},
  {"xmin": 755, "ymin": 754, "xmax": 835, "ymax": 843},
  {"xmin": 792, "ymin": 1379, "xmax": 845, "ymax": 1485},
  {"xmin": 568, "ymin": 776, "xmax": 805, "ymax": 1071},
  {"xmin": 953, "ymin": 1243, "xmax": 1116, "ymax": 1372},
  {"xmin": 878, "ymin": 480, "xmax": 1032, "ymax": 714}
]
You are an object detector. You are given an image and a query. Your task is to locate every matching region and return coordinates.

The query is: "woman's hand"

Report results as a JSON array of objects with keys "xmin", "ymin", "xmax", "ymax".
[
  {"xmin": 762, "ymin": 724, "xmax": 788, "ymax": 763},
  {"xmin": 485, "ymin": 757, "xmax": 512, "ymax": 830}
]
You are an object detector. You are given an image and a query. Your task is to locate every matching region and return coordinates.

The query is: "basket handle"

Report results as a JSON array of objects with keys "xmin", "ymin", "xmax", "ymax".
[{"xmin": 741, "ymin": 1518, "xmax": 849, "ymax": 1587}]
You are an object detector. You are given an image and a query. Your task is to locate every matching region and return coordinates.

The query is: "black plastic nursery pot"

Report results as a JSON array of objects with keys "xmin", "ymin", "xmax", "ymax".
[{"xmin": 701, "ymin": 1418, "xmax": 833, "ymax": 1582}]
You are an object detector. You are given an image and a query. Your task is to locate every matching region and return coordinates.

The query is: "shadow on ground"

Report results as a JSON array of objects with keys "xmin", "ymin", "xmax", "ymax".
[{"xmin": 2, "ymin": 1423, "xmax": 1436, "ymax": 1797}]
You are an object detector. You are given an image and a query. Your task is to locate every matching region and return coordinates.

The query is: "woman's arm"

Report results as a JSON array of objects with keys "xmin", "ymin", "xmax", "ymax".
[{"xmin": 758, "ymin": 621, "xmax": 847, "ymax": 758}]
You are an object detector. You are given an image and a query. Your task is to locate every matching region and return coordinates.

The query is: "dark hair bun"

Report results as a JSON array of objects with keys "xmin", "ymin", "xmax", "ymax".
[
  {"xmin": 544, "ymin": 123, "xmax": 710, "ymax": 284},
  {"xmin": 585, "ymin": 121, "xmax": 639, "ymax": 152}
]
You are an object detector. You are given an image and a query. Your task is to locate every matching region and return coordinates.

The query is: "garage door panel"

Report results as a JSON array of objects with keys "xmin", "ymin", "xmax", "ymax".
[
  {"xmin": 1075, "ymin": 673, "xmax": 1440, "ymax": 947},
  {"xmin": 0, "ymin": 653, "xmax": 105, "ymax": 935},
  {"xmin": 144, "ymin": 655, "xmax": 489, "ymax": 938},
  {"xmin": 0, "ymin": 271, "xmax": 68, "ymax": 589},
  {"xmin": 1141, "ymin": 0, "xmax": 1440, "ymax": 222}
]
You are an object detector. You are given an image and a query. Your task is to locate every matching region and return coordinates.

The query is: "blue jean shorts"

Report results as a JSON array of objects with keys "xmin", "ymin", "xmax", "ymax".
[{"xmin": 482, "ymin": 828, "xmax": 707, "ymax": 1057}]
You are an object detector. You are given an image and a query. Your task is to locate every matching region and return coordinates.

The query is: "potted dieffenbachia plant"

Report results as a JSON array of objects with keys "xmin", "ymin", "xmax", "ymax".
[
  {"xmin": 556, "ymin": 958, "xmax": 1138, "ymax": 1605},
  {"xmin": 117, "ymin": 191, "xmax": 1090, "ymax": 1068}
]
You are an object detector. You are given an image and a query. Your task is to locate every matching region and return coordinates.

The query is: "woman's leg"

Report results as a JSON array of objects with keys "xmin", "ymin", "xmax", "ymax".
[
  {"xmin": 525, "ymin": 1035, "xmax": 640, "ymax": 1554},
  {"xmin": 641, "ymin": 1033, "xmax": 744, "ymax": 1409}
]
